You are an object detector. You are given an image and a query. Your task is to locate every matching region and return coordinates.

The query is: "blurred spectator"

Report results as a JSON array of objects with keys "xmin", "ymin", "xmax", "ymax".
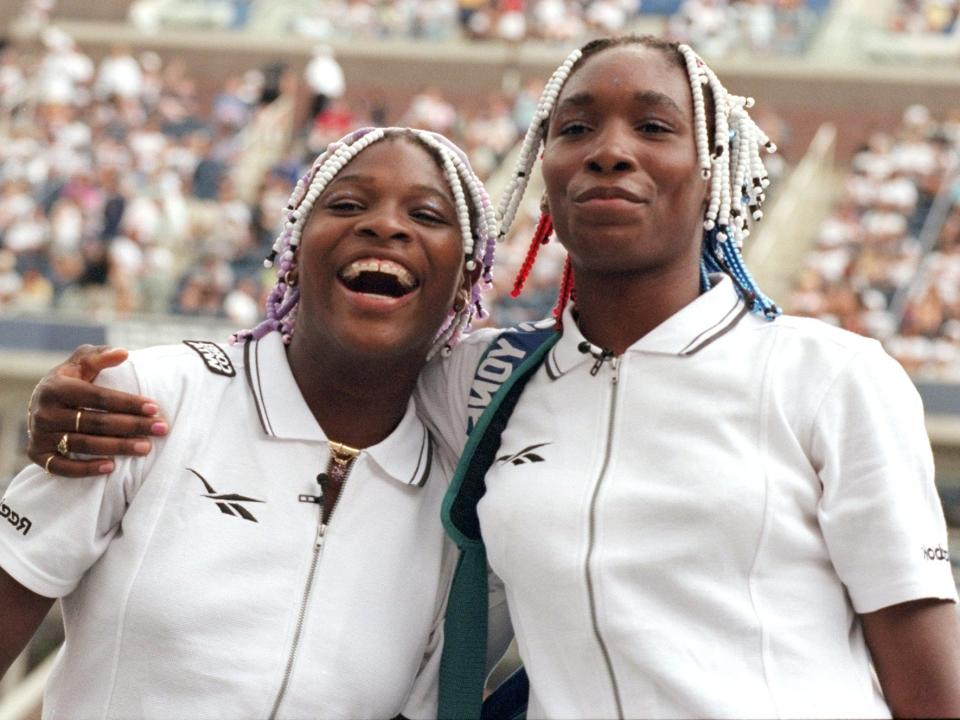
[
  {"xmin": 0, "ymin": 249, "xmax": 23, "ymax": 307},
  {"xmin": 36, "ymin": 26, "xmax": 93, "ymax": 106},
  {"xmin": 213, "ymin": 75, "xmax": 252, "ymax": 129},
  {"xmin": 95, "ymin": 46, "xmax": 143, "ymax": 102},
  {"xmin": 402, "ymin": 87, "xmax": 457, "ymax": 134},
  {"xmin": 0, "ymin": 46, "xmax": 27, "ymax": 113},
  {"xmin": 304, "ymin": 45, "xmax": 346, "ymax": 120}
]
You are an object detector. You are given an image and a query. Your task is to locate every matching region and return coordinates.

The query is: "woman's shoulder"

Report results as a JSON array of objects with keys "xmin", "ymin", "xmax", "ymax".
[
  {"xmin": 100, "ymin": 339, "xmax": 246, "ymax": 399},
  {"xmin": 759, "ymin": 314, "xmax": 918, "ymax": 407},
  {"xmin": 762, "ymin": 313, "xmax": 881, "ymax": 353},
  {"xmin": 757, "ymin": 313, "xmax": 891, "ymax": 374},
  {"xmin": 131, "ymin": 339, "xmax": 244, "ymax": 375}
]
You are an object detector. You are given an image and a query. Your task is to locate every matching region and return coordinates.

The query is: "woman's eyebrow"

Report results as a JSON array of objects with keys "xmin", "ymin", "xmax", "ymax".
[
  {"xmin": 631, "ymin": 90, "xmax": 685, "ymax": 116},
  {"xmin": 555, "ymin": 91, "xmax": 593, "ymax": 111},
  {"xmin": 408, "ymin": 184, "xmax": 456, "ymax": 209},
  {"xmin": 555, "ymin": 90, "xmax": 685, "ymax": 116},
  {"xmin": 326, "ymin": 176, "xmax": 455, "ymax": 208},
  {"xmin": 326, "ymin": 173, "xmax": 370, "ymax": 187}
]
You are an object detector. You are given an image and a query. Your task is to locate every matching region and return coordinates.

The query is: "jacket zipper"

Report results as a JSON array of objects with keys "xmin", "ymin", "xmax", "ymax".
[
  {"xmin": 267, "ymin": 458, "xmax": 356, "ymax": 719},
  {"xmin": 584, "ymin": 356, "xmax": 625, "ymax": 718}
]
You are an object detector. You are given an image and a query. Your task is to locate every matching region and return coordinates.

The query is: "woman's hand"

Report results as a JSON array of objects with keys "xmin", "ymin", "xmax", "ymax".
[{"xmin": 27, "ymin": 345, "xmax": 168, "ymax": 477}]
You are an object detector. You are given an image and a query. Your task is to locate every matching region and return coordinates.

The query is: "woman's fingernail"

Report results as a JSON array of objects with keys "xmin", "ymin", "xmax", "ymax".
[
  {"xmin": 142, "ymin": 403, "xmax": 159, "ymax": 416},
  {"xmin": 133, "ymin": 441, "xmax": 151, "ymax": 454},
  {"xmin": 151, "ymin": 422, "xmax": 168, "ymax": 436},
  {"xmin": 98, "ymin": 462, "xmax": 115, "ymax": 474}
]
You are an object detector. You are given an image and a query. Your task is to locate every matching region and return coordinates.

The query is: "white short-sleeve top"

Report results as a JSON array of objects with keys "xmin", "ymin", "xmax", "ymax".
[
  {"xmin": 417, "ymin": 274, "xmax": 957, "ymax": 720},
  {"xmin": 0, "ymin": 331, "xmax": 454, "ymax": 720}
]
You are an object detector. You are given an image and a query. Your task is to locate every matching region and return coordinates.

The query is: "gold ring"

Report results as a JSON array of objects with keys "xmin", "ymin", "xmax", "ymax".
[
  {"xmin": 44, "ymin": 454, "xmax": 55, "ymax": 473},
  {"xmin": 75, "ymin": 408, "xmax": 83, "ymax": 433},
  {"xmin": 57, "ymin": 433, "xmax": 70, "ymax": 457}
]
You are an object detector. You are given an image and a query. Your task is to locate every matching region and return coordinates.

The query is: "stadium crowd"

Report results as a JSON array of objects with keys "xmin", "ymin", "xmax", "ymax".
[
  {"xmin": 0, "ymin": 31, "xmax": 548, "ymax": 326},
  {"xmin": 6, "ymin": 9, "xmax": 960, "ymax": 379},
  {"xmin": 121, "ymin": 0, "xmax": 831, "ymax": 53},
  {"xmin": 666, "ymin": 0, "xmax": 826, "ymax": 56},
  {"xmin": 787, "ymin": 105, "xmax": 960, "ymax": 379}
]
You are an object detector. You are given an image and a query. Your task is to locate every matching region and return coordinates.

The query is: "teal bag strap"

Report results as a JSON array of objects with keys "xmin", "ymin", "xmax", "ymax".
[{"xmin": 437, "ymin": 326, "xmax": 559, "ymax": 720}]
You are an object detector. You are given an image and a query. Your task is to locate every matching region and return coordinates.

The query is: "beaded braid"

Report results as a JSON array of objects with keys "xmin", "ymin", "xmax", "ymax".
[
  {"xmin": 684, "ymin": 50, "xmax": 778, "ymax": 316},
  {"xmin": 510, "ymin": 212, "xmax": 553, "ymax": 298},
  {"xmin": 231, "ymin": 127, "xmax": 498, "ymax": 360},
  {"xmin": 497, "ymin": 48, "xmax": 582, "ymax": 239},
  {"xmin": 501, "ymin": 35, "xmax": 781, "ymax": 323}
]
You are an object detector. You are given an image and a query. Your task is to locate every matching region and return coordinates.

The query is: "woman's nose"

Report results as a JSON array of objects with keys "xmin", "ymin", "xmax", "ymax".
[
  {"xmin": 584, "ymin": 126, "xmax": 636, "ymax": 174},
  {"xmin": 355, "ymin": 207, "xmax": 411, "ymax": 241}
]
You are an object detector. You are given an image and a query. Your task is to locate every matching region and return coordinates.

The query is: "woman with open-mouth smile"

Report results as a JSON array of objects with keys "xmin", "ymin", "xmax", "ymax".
[{"xmin": 0, "ymin": 126, "xmax": 507, "ymax": 719}]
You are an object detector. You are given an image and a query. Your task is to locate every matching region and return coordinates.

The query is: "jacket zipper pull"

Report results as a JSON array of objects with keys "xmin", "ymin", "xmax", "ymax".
[{"xmin": 590, "ymin": 350, "xmax": 613, "ymax": 376}]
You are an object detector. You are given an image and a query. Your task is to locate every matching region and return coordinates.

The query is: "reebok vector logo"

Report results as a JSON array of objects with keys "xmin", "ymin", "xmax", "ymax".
[
  {"xmin": 496, "ymin": 442, "xmax": 551, "ymax": 466},
  {"xmin": 188, "ymin": 468, "xmax": 264, "ymax": 522}
]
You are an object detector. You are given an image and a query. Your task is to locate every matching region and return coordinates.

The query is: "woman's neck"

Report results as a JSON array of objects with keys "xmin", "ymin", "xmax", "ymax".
[
  {"xmin": 571, "ymin": 263, "xmax": 701, "ymax": 355},
  {"xmin": 285, "ymin": 334, "xmax": 423, "ymax": 449}
]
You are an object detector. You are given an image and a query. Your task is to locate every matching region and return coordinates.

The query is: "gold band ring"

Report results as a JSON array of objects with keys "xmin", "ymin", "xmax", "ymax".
[
  {"xmin": 44, "ymin": 454, "xmax": 55, "ymax": 473},
  {"xmin": 75, "ymin": 408, "xmax": 83, "ymax": 433},
  {"xmin": 57, "ymin": 433, "xmax": 70, "ymax": 457}
]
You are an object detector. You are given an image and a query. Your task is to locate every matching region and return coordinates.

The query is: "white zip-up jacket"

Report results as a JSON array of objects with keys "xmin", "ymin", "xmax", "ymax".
[
  {"xmin": 419, "ymin": 274, "xmax": 957, "ymax": 719},
  {"xmin": 0, "ymin": 332, "xmax": 455, "ymax": 719}
]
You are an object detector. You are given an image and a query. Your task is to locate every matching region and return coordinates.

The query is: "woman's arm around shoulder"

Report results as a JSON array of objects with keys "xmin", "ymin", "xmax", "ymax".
[{"xmin": 27, "ymin": 345, "xmax": 168, "ymax": 477}]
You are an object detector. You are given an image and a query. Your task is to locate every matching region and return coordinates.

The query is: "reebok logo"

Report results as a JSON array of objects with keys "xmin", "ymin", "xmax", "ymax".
[
  {"xmin": 188, "ymin": 468, "xmax": 264, "ymax": 522},
  {"xmin": 0, "ymin": 500, "xmax": 31, "ymax": 536},
  {"xmin": 922, "ymin": 545, "xmax": 950, "ymax": 562},
  {"xmin": 496, "ymin": 442, "xmax": 551, "ymax": 466}
]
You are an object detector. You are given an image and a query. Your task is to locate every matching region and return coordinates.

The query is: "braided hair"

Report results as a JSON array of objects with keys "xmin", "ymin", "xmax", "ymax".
[
  {"xmin": 231, "ymin": 127, "xmax": 499, "ymax": 360},
  {"xmin": 500, "ymin": 35, "xmax": 781, "ymax": 324}
]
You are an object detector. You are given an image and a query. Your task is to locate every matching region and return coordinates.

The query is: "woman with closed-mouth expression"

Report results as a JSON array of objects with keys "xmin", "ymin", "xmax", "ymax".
[
  {"xmin": 0, "ymin": 127, "xmax": 507, "ymax": 719},
  {"xmin": 427, "ymin": 35, "xmax": 960, "ymax": 718}
]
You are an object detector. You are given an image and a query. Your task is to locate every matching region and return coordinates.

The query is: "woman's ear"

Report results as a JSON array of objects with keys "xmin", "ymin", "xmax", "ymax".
[{"xmin": 539, "ymin": 193, "xmax": 551, "ymax": 216}]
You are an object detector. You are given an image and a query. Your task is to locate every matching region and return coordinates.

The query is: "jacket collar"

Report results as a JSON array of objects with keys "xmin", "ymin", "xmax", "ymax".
[
  {"xmin": 545, "ymin": 274, "xmax": 749, "ymax": 380},
  {"xmin": 243, "ymin": 332, "xmax": 433, "ymax": 487}
]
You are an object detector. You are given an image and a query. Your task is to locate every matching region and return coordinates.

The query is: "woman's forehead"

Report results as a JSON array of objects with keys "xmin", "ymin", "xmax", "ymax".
[
  {"xmin": 558, "ymin": 45, "xmax": 691, "ymax": 111},
  {"xmin": 333, "ymin": 137, "xmax": 450, "ymax": 193}
]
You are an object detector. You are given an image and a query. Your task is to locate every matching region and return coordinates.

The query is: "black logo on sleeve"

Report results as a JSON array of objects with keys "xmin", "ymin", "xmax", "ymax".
[
  {"xmin": 496, "ymin": 442, "xmax": 551, "ymax": 466},
  {"xmin": 922, "ymin": 545, "xmax": 950, "ymax": 562},
  {"xmin": 0, "ymin": 500, "xmax": 31, "ymax": 536},
  {"xmin": 183, "ymin": 340, "xmax": 236, "ymax": 377},
  {"xmin": 187, "ymin": 468, "xmax": 264, "ymax": 522}
]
